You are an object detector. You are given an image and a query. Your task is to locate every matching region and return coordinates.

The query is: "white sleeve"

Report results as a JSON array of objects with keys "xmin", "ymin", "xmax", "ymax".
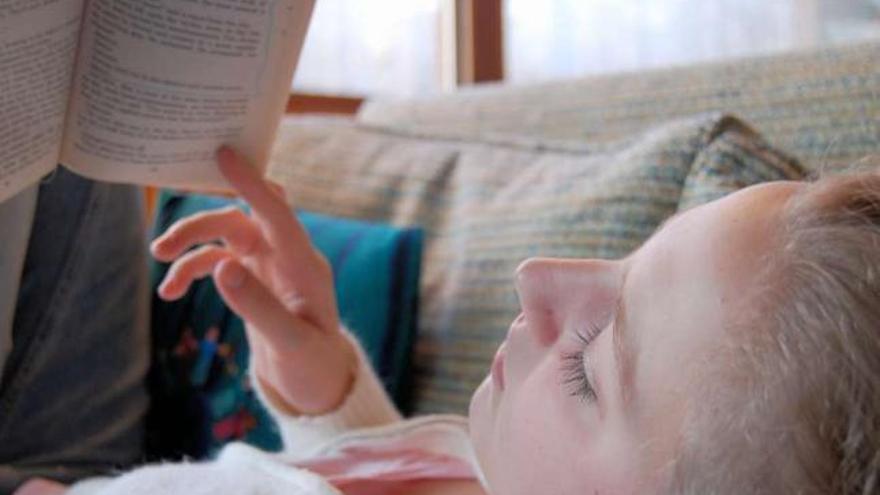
[
  {"xmin": 64, "ymin": 477, "xmax": 112, "ymax": 495},
  {"xmin": 64, "ymin": 443, "xmax": 342, "ymax": 495},
  {"xmin": 251, "ymin": 330, "xmax": 403, "ymax": 460}
]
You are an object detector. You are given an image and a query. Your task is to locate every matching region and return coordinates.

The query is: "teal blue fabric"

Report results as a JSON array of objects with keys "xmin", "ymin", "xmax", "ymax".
[{"xmin": 146, "ymin": 191, "xmax": 422, "ymax": 459}]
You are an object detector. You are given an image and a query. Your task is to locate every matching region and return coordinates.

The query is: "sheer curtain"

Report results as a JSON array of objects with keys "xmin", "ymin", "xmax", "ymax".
[
  {"xmin": 289, "ymin": 0, "xmax": 880, "ymax": 94},
  {"xmin": 292, "ymin": 0, "xmax": 443, "ymax": 96},
  {"xmin": 505, "ymin": 0, "xmax": 880, "ymax": 84}
]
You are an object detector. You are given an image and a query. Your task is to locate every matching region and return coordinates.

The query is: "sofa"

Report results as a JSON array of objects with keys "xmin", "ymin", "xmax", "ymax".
[
  {"xmin": 256, "ymin": 41, "xmax": 879, "ymax": 418},
  {"xmin": 146, "ymin": 43, "xmax": 880, "ymax": 459}
]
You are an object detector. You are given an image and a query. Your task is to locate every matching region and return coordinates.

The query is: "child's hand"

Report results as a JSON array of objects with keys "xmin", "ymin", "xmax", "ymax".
[{"xmin": 151, "ymin": 147, "xmax": 356, "ymax": 416}]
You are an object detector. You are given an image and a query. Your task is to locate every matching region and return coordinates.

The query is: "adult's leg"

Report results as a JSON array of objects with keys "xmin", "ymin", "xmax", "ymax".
[{"xmin": 0, "ymin": 169, "xmax": 150, "ymax": 492}]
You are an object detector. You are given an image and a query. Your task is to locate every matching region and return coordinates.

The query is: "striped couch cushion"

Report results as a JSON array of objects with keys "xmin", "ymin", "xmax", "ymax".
[
  {"xmin": 267, "ymin": 113, "xmax": 804, "ymax": 414},
  {"xmin": 360, "ymin": 42, "xmax": 880, "ymax": 175}
]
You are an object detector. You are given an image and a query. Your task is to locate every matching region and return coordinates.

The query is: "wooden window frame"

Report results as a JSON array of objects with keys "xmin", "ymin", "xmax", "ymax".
[
  {"xmin": 454, "ymin": 0, "xmax": 504, "ymax": 85},
  {"xmin": 285, "ymin": 0, "xmax": 504, "ymax": 114},
  {"xmin": 285, "ymin": 92, "xmax": 364, "ymax": 115}
]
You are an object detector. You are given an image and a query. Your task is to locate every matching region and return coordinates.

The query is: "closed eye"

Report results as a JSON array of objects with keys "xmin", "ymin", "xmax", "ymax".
[{"xmin": 560, "ymin": 323, "xmax": 603, "ymax": 403}]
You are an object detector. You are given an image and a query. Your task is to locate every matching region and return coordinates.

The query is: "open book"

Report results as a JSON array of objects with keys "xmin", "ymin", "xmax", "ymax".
[{"xmin": 0, "ymin": 0, "xmax": 315, "ymax": 203}]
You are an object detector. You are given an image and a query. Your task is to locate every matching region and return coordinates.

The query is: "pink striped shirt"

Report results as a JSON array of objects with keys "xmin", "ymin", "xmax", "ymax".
[{"xmin": 298, "ymin": 443, "xmax": 476, "ymax": 494}]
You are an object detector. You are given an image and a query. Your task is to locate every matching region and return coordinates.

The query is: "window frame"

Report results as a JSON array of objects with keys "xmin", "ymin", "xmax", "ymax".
[{"xmin": 285, "ymin": 0, "xmax": 504, "ymax": 115}]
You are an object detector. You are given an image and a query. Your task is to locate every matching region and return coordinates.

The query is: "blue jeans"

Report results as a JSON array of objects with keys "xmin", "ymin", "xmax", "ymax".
[{"xmin": 0, "ymin": 169, "xmax": 149, "ymax": 493}]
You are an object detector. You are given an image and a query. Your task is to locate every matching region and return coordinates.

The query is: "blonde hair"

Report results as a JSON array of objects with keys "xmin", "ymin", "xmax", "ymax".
[{"xmin": 670, "ymin": 170, "xmax": 880, "ymax": 494}]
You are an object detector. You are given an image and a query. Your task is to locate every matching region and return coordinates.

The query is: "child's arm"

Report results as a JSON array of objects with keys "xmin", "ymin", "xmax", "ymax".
[
  {"xmin": 151, "ymin": 147, "xmax": 400, "ymax": 428},
  {"xmin": 251, "ymin": 328, "xmax": 402, "ymax": 458}
]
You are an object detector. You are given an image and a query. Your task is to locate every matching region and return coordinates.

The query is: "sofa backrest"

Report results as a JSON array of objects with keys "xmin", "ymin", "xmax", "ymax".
[{"xmin": 360, "ymin": 42, "xmax": 880, "ymax": 174}]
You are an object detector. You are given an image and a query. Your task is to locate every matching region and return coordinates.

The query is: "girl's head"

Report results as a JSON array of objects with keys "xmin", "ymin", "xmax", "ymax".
[{"xmin": 468, "ymin": 171, "xmax": 880, "ymax": 494}]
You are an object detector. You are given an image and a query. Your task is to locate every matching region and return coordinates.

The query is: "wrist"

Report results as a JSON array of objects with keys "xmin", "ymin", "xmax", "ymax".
[{"xmin": 252, "ymin": 333, "xmax": 358, "ymax": 416}]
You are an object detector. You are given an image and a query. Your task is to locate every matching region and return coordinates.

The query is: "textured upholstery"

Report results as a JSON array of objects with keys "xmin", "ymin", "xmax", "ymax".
[
  {"xmin": 267, "ymin": 114, "xmax": 804, "ymax": 414},
  {"xmin": 360, "ymin": 42, "xmax": 880, "ymax": 174}
]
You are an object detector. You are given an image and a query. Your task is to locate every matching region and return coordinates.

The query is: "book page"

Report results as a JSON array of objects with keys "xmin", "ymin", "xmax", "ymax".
[
  {"xmin": 0, "ymin": 0, "xmax": 84, "ymax": 203},
  {"xmin": 60, "ymin": 0, "xmax": 315, "ymax": 190}
]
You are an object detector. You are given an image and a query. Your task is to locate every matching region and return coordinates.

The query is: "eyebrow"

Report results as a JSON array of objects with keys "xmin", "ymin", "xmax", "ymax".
[{"xmin": 612, "ymin": 268, "xmax": 637, "ymax": 408}]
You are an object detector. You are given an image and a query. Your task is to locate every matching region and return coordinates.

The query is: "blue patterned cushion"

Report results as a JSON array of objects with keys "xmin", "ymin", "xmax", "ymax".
[{"xmin": 146, "ymin": 192, "xmax": 422, "ymax": 459}]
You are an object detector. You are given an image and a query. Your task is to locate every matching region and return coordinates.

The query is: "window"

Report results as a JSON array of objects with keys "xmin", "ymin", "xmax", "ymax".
[
  {"xmin": 504, "ymin": 0, "xmax": 880, "ymax": 84},
  {"xmin": 292, "ymin": 0, "xmax": 445, "ymax": 97},
  {"xmin": 287, "ymin": 0, "xmax": 880, "ymax": 97}
]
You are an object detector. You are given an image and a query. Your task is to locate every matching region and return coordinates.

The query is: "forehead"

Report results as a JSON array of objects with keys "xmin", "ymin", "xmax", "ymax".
[
  {"xmin": 622, "ymin": 181, "xmax": 802, "ymax": 470},
  {"xmin": 637, "ymin": 181, "xmax": 803, "ymax": 307}
]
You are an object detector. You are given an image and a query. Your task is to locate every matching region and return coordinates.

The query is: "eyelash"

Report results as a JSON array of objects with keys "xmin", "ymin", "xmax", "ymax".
[{"xmin": 561, "ymin": 323, "xmax": 604, "ymax": 403}]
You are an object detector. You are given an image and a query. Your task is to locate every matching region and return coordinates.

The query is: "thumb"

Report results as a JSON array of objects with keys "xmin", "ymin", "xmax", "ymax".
[{"xmin": 213, "ymin": 258, "xmax": 316, "ymax": 350}]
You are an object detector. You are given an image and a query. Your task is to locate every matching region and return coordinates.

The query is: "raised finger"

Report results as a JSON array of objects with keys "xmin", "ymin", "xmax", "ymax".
[
  {"xmin": 217, "ymin": 147, "xmax": 291, "ymax": 223},
  {"xmin": 216, "ymin": 146, "xmax": 313, "ymax": 250},
  {"xmin": 158, "ymin": 245, "xmax": 232, "ymax": 300},
  {"xmin": 151, "ymin": 206, "xmax": 261, "ymax": 262}
]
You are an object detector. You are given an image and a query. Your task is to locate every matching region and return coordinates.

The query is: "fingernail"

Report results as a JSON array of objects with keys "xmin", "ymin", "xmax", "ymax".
[
  {"xmin": 220, "ymin": 260, "xmax": 246, "ymax": 289},
  {"xmin": 149, "ymin": 238, "xmax": 164, "ymax": 255},
  {"xmin": 157, "ymin": 280, "xmax": 173, "ymax": 300}
]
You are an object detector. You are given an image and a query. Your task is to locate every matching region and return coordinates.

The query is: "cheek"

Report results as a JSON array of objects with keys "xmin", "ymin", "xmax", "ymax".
[
  {"xmin": 468, "ymin": 377, "xmax": 493, "ymax": 464},
  {"xmin": 476, "ymin": 359, "xmax": 636, "ymax": 495}
]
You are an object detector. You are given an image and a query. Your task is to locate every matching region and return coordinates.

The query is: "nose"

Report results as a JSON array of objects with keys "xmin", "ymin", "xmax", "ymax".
[{"xmin": 514, "ymin": 257, "xmax": 622, "ymax": 346}]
